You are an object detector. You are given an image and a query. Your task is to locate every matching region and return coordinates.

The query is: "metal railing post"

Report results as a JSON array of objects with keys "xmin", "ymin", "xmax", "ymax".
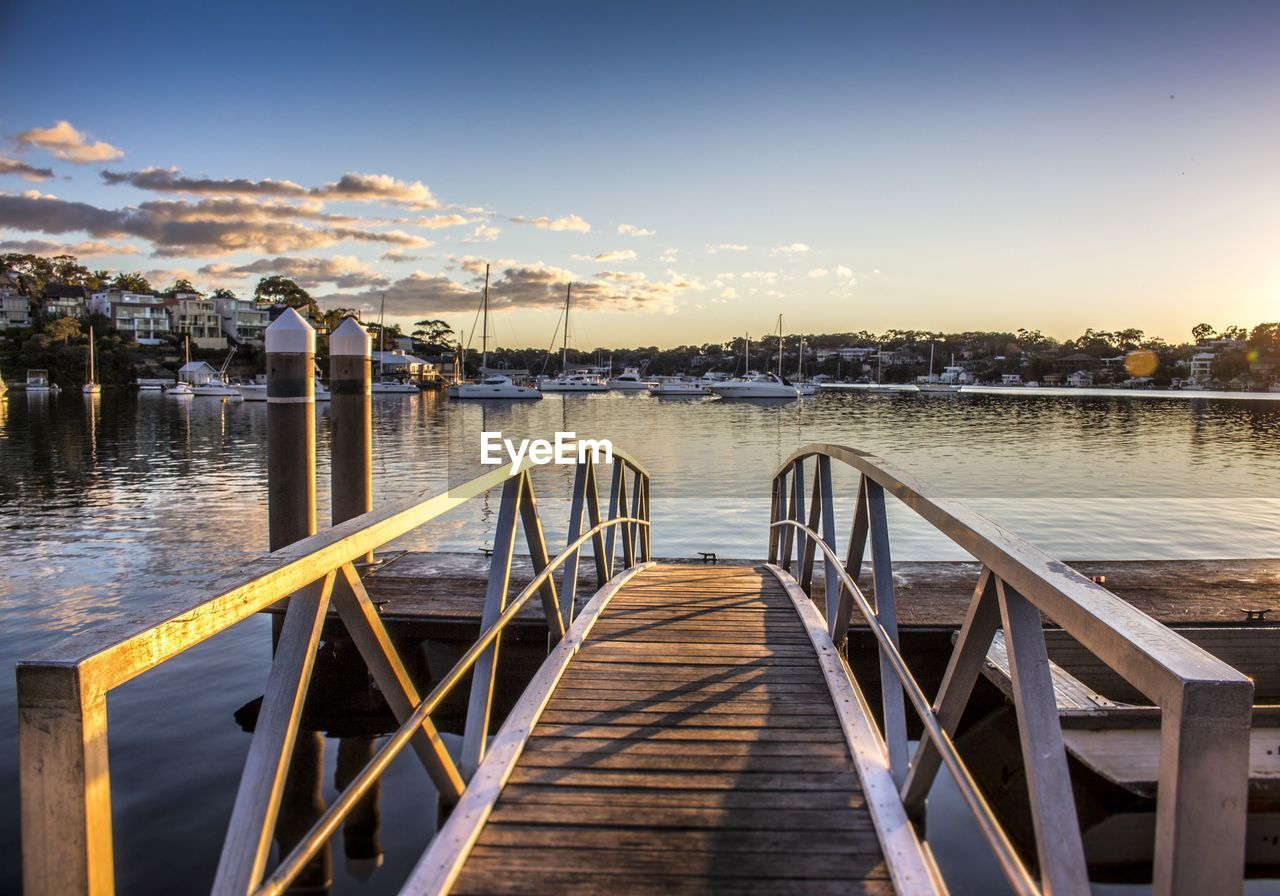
[{"xmin": 461, "ymin": 473, "xmax": 524, "ymax": 779}]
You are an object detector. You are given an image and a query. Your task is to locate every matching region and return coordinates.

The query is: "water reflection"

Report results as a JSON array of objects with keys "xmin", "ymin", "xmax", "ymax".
[{"xmin": 2, "ymin": 389, "xmax": 1280, "ymax": 894}]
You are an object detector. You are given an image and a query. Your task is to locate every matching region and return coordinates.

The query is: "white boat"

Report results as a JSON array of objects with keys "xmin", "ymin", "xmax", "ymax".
[
  {"xmin": 709, "ymin": 323, "xmax": 798, "ymax": 400},
  {"xmin": 238, "ymin": 378, "xmax": 331, "ymax": 401},
  {"xmin": 792, "ymin": 335, "xmax": 817, "ymax": 395},
  {"xmin": 649, "ymin": 376, "xmax": 708, "ymax": 396},
  {"xmin": 25, "ymin": 369, "xmax": 52, "ymax": 393},
  {"xmin": 539, "ymin": 283, "xmax": 608, "ymax": 393},
  {"xmin": 450, "ymin": 265, "xmax": 543, "ymax": 401},
  {"xmin": 186, "ymin": 343, "xmax": 240, "ymax": 396},
  {"xmin": 607, "ymin": 366, "xmax": 652, "ymax": 390},
  {"xmin": 450, "ymin": 373, "xmax": 542, "ymax": 400},
  {"xmin": 709, "ymin": 370, "xmax": 799, "ymax": 399},
  {"xmin": 540, "ymin": 370, "xmax": 609, "ymax": 392},
  {"xmin": 167, "ymin": 382, "xmax": 194, "ymax": 399},
  {"xmin": 371, "ymin": 379, "xmax": 419, "ymax": 394},
  {"xmin": 607, "ymin": 366, "xmax": 653, "ymax": 391},
  {"xmin": 83, "ymin": 326, "xmax": 101, "ymax": 395}
]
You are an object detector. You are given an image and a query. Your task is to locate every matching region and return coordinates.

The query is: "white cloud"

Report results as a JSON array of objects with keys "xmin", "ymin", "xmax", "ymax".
[
  {"xmin": 836, "ymin": 265, "xmax": 854, "ymax": 279},
  {"xmin": 617, "ymin": 223, "xmax": 654, "ymax": 237},
  {"xmin": 808, "ymin": 268, "xmax": 829, "ymax": 278},
  {"xmin": 15, "ymin": 120, "xmax": 124, "ymax": 163},
  {"xmin": 773, "ymin": 243, "xmax": 811, "ymax": 255},
  {"xmin": 0, "ymin": 157, "xmax": 56, "ymax": 182},
  {"xmin": 511, "ymin": 213, "xmax": 591, "ymax": 233},
  {"xmin": 198, "ymin": 254, "xmax": 389, "ymax": 289},
  {"xmin": 415, "ymin": 213, "xmax": 474, "ymax": 229},
  {"xmin": 720, "ymin": 287, "xmax": 738, "ymax": 299},
  {"xmin": 0, "ymin": 238, "xmax": 140, "ymax": 256},
  {"xmin": 463, "ymin": 224, "xmax": 501, "ymax": 243},
  {"xmin": 575, "ymin": 249, "xmax": 636, "ymax": 262},
  {"xmin": 741, "ymin": 271, "xmax": 779, "ymax": 283},
  {"xmin": 657, "ymin": 247, "xmax": 679, "ymax": 262},
  {"xmin": 707, "ymin": 243, "xmax": 748, "ymax": 253}
]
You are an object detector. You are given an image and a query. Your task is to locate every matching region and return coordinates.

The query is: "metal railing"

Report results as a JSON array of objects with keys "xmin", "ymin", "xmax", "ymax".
[
  {"xmin": 17, "ymin": 449, "xmax": 650, "ymax": 896},
  {"xmin": 768, "ymin": 443, "xmax": 1253, "ymax": 896}
]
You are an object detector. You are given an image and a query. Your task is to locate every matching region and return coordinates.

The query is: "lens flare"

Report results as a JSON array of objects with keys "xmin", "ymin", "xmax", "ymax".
[{"xmin": 1124, "ymin": 349, "xmax": 1158, "ymax": 378}]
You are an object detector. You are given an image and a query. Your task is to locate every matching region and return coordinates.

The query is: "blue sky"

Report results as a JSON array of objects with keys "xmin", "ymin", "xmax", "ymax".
[{"xmin": 1, "ymin": 1, "xmax": 1277, "ymax": 348}]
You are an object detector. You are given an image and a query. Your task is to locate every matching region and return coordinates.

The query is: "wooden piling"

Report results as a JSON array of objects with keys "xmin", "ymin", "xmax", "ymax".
[{"xmin": 266, "ymin": 307, "xmax": 316, "ymax": 551}]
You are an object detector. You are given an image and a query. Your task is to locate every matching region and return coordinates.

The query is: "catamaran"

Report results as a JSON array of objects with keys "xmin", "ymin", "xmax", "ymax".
[
  {"xmin": 539, "ymin": 284, "xmax": 609, "ymax": 393},
  {"xmin": 449, "ymin": 265, "xmax": 542, "ymax": 400},
  {"xmin": 708, "ymin": 319, "xmax": 798, "ymax": 400},
  {"xmin": 82, "ymin": 326, "xmax": 101, "ymax": 394}
]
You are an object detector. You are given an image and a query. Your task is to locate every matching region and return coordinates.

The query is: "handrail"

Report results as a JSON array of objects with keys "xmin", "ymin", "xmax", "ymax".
[
  {"xmin": 256, "ymin": 513, "xmax": 649, "ymax": 896},
  {"xmin": 768, "ymin": 443, "xmax": 1253, "ymax": 896},
  {"xmin": 774, "ymin": 518, "xmax": 1036, "ymax": 895},
  {"xmin": 17, "ymin": 444, "xmax": 651, "ymax": 896}
]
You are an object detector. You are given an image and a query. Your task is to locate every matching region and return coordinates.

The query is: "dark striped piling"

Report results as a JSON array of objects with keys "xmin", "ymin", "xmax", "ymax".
[{"xmin": 266, "ymin": 307, "xmax": 317, "ymax": 551}]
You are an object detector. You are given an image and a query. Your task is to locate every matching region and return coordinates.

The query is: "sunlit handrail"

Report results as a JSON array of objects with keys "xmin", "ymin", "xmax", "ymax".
[
  {"xmin": 17, "ymin": 445, "xmax": 651, "ymax": 896},
  {"xmin": 769, "ymin": 443, "xmax": 1253, "ymax": 896},
  {"xmin": 256, "ymin": 513, "xmax": 650, "ymax": 896}
]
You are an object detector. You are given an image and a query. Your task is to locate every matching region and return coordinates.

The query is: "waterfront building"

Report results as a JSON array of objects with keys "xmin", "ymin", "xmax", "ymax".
[
  {"xmin": 1067, "ymin": 370, "xmax": 1094, "ymax": 387},
  {"xmin": 372, "ymin": 350, "xmax": 436, "ymax": 382},
  {"xmin": 1190, "ymin": 351, "xmax": 1216, "ymax": 383},
  {"xmin": 0, "ymin": 288, "xmax": 31, "ymax": 330},
  {"xmin": 166, "ymin": 294, "xmax": 225, "ymax": 350},
  {"xmin": 214, "ymin": 297, "xmax": 270, "ymax": 345},
  {"xmin": 42, "ymin": 284, "xmax": 89, "ymax": 318},
  {"xmin": 89, "ymin": 289, "xmax": 171, "ymax": 345},
  {"xmin": 178, "ymin": 360, "xmax": 219, "ymax": 385}
]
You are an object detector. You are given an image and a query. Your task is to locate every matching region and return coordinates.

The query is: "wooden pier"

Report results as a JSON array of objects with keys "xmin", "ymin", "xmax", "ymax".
[
  {"xmin": 417, "ymin": 563, "xmax": 910, "ymax": 895},
  {"xmin": 12, "ymin": 312, "xmax": 1267, "ymax": 896}
]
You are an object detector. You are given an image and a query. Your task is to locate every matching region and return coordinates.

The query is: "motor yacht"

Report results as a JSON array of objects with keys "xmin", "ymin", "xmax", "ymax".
[
  {"xmin": 166, "ymin": 382, "xmax": 194, "ymax": 399},
  {"xmin": 708, "ymin": 370, "xmax": 799, "ymax": 400},
  {"xmin": 25, "ymin": 369, "xmax": 53, "ymax": 393},
  {"xmin": 607, "ymin": 367, "xmax": 652, "ymax": 391},
  {"xmin": 648, "ymin": 376, "xmax": 708, "ymax": 396}
]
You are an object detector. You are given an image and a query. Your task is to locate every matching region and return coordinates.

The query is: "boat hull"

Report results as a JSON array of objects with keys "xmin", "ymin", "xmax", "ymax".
[{"xmin": 449, "ymin": 384, "xmax": 542, "ymax": 400}]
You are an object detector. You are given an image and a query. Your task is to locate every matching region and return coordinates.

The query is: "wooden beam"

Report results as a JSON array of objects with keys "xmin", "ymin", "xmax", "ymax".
[
  {"xmin": 17, "ymin": 665, "xmax": 113, "ymax": 896},
  {"xmin": 402, "ymin": 562, "xmax": 656, "ymax": 895},
  {"xmin": 517, "ymin": 474, "xmax": 564, "ymax": 640},
  {"xmin": 866, "ymin": 480, "xmax": 909, "ymax": 788}
]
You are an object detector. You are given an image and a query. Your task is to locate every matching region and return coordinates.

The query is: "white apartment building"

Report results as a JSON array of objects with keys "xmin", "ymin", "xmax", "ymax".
[
  {"xmin": 0, "ymin": 289, "xmax": 31, "ymax": 330},
  {"xmin": 90, "ymin": 289, "xmax": 171, "ymax": 345},
  {"xmin": 167, "ymin": 294, "xmax": 225, "ymax": 350},
  {"xmin": 1190, "ymin": 352, "xmax": 1216, "ymax": 383},
  {"xmin": 215, "ymin": 297, "xmax": 270, "ymax": 345}
]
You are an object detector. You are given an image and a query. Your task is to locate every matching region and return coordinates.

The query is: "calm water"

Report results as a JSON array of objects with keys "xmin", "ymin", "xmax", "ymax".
[{"xmin": 3, "ymin": 388, "xmax": 1280, "ymax": 894}]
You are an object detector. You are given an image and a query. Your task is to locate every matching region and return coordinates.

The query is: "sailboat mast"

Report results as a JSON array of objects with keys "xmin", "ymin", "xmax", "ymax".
[
  {"xmin": 87, "ymin": 325, "xmax": 94, "ymax": 383},
  {"xmin": 562, "ymin": 283, "xmax": 571, "ymax": 373},
  {"xmin": 481, "ymin": 264, "xmax": 490, "ymax": 373},
  {"xmin": 929, "ymin": 342, "xmax": 935, "ymax": 381},
  {"xmin": 777, "ymin": 315, "xmax": 783, "ymax": 376},
  {"xmin": 378, "ymin": 291, "xmax": 386, "ymax": 378}
]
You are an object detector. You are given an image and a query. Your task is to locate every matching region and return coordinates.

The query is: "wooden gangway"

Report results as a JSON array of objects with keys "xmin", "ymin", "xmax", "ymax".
[
  {"xmin": 415, "ymin": 563, "xmax": 914, "ymax": 895},
  {"xmin": 16, "ymin": 442, "xmax": 1257, "ymax": 896}
]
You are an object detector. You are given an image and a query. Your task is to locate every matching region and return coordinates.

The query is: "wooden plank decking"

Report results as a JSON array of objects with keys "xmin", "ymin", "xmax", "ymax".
[{"xmin": 442, "ymin": 564, "xmax": 894, "ymax": 895}]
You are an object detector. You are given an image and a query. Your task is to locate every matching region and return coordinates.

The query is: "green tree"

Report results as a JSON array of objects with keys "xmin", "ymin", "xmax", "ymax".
[
  {"xmin": 110, "ymin": 272, "xmax": 153, "ymax": 293},
  {"xmin": 1191, "ymin": 323, "xmax": 1216, "ymax": 342},
  {"xmin": 210, "ymin": 288, "xmax": 238, "ymax": 299},
  {"xmin": 412, "ymin": 318, "xmax": 455, "ymax": 346},
  {"xmin": 45, "ymin": 316, "xmax": 82, "ymax": 344},
  {"xmin": 162, "ymin": 278, "xmax": 203, "ymax": 297},
  {"xmin": 254, "ymin": 276, "xmax": 318, "ymax": 316}
]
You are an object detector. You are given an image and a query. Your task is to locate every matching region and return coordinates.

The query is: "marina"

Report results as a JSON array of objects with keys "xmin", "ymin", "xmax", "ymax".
[{"xmin": 5, "ymin": 315, "xmax": 1280, "ymax": 895}]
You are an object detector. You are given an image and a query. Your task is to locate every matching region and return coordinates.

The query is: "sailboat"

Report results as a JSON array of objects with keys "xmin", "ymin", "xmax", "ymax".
[
  {"xmin": 708, "ymin": 318, "xmax": 798, "ymax": 400},
  {"xmin": 371, "ymin": 292, "xmax": 419, "ymax": 394},
  {"xmin": 82, "ymin": 326, "xmax": 102, "ymax": 394},
  {"xmin": 794, "ymin": 335, "xmax": 817, "ymax": 396},
  {"xmin": 167, "ymin": 337, "xmax": 195, "ymax": 398},
  {"xmin": 539, "ymin": 284, "xmax": 608, "ymax": 393},
  {"xmin": 449, "ymin": 265, "xmax": 542, "ymax": 400}
]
